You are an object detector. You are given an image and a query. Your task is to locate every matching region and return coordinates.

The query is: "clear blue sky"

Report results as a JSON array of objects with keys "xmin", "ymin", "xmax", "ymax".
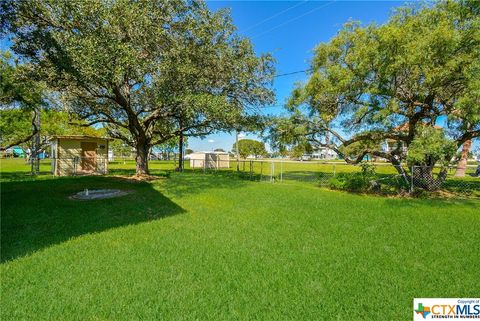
[{"xmin": 191, "ymin": 0, "xmax": 404, "ymax": 152}]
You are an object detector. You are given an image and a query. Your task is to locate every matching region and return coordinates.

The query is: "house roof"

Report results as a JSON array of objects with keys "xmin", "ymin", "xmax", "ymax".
[
  {"xmin": 393, "ymin": 123, "xmax": 442, "ymax": 132},
  {"xmin": 49, "ymin": 135, "xmax": 112, "ymax": 141}
]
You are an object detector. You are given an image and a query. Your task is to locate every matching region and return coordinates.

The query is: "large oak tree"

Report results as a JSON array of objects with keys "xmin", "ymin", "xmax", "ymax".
[
  {"xmin": 4, "ymin": 0, "xmax": 274, "ymax": 175},
  {"xmin": 269, "ymin": 1, "xmax": 479, "ymax": 190}
]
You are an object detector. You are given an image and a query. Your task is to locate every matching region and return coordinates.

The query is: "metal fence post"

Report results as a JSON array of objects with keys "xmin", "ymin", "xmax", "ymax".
[
  {"xmin": 260, "ymin": 161, "xmax": 263, "ymax": 180},
  {"xmin": 280, "ymin": 160, "xmax": 283, "ymax": 182},
  {"xmin": 250, "ymin": 160, "xmax": 253, "ymax": 181},
  {"xmin": 271, "ymin": 161, "xmax": 274, "ymax": 182},
  {"xmin": 333, "ymin": 164, "xmax": 336, "ymax": 177},
  {"xmin": 410, "ymin": 166, "xmax": 414, "ymax": 193}
]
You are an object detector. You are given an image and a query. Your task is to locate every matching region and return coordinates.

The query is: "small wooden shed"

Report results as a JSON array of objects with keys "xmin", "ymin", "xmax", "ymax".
[
  {"xmin": 50, "ymin": 135, "xmax": 110, "ymax": 176},
  {"xmin": 189, "ymin": 152, "xmax": 230, "ymax": 169}
]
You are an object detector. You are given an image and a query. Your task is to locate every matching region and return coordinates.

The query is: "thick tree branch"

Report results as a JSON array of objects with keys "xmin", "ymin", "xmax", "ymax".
[{"xmin": 0, "ymin": 109, "xmax": 39, "ymax": 151}]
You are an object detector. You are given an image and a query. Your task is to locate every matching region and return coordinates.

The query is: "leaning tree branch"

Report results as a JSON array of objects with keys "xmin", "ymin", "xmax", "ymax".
[{"xmin": 0, "ymin": 109, "xmax": 39, "ymax": 151}]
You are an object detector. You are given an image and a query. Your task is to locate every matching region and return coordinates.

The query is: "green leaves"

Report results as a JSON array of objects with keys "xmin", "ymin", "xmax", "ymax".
[
  {"xmin": 6, "ymin": 0, "xmax": 275, "ymax": 173},
  {"xmin": 232, "ymin": 139, "xmax": 267, "ymax": 159},
  {"xmin": 407, "ymin": 127, "xmax": 457, "ymax": 167},
  {"xmin": 275, "ymin": 0, "xmax": 479, "ymax": 171},
  {"xmin": 0, "ymin": 51, "xmax": 44, "ymax": 109}
]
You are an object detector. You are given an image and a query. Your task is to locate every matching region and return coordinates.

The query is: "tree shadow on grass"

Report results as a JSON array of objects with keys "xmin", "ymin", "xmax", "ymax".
[
  {"xmin": 0, "ymin": 175, "xmax": 185, "ymax": 263},
  {"xmin": 108, "ymin": 168, "xmax": 170, "ymax": 177},
  {"xmin": 0, "ymin": 171, "xmax": 54, "ymax": 182}
]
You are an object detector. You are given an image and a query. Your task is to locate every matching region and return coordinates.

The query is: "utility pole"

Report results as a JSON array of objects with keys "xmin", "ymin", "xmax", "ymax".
[{"xmin": 235, "ymin": 129, "xmax": 240, "ymax": 172}]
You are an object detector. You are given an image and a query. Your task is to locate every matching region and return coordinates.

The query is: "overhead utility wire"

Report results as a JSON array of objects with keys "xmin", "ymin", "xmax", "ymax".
[
  {"xmin": 274, "ymin": 69, "xmax": 312, "ymax": 78},
  {"xmin": 239, "ymin": 0, "xmax": 309, "ymax": 34},
  {"xmin": 251, "ymin": 0, "xmax": 337, "ymax": 40}
]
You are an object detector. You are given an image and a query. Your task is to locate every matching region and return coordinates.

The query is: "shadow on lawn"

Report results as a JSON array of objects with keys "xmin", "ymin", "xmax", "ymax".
[
  {"xmin": 109, "ymin": 168, "xmax": 170, "ymax": 177},
  {"xmin": 0, "ymin": 171, "xmax": 53, "ymax": 182},
  {"xmin": 0, "ymin": 175, "xmax": 185, "ymax": 263}
]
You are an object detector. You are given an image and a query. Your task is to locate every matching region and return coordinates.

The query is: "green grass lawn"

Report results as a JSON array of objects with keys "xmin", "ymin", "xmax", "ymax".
[{"xmin": 1, "ymin": 159, "xmax": 479, "ymax": 320}]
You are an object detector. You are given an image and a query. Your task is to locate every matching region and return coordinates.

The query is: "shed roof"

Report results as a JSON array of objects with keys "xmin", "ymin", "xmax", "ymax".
[
  {"xmin": 393, "ymin": 123, "xmax": 442, "ymax": 132},
  {"xmin": 49, "ymin": 135, "xmax": 112, "ymax": 141}
]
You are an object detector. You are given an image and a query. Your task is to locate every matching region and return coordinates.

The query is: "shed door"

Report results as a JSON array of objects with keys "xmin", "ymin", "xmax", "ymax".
[{"xmin": 81, "ymin": 142, "xmax": 97, "ymax": 172}]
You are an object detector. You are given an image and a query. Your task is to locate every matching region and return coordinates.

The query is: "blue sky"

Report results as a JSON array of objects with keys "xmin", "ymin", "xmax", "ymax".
[{"xmin": 191, "ymin": 0, "xmax": 404, "ymax": 152}]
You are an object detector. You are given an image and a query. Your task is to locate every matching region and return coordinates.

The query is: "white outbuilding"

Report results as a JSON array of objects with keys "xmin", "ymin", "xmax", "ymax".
[{"xmin": 188, "ymin": 152, "xmax": 230, "ymax": 169}]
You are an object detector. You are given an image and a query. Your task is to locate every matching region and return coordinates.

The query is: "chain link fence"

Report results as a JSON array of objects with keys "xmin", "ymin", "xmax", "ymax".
[
  {"xmin": 411, "ymin": 165, "xmax": 479, "ymax": 194},
  {"xmin": 184, "ymin": 159, "xmax": 480, "ymax": 197},
  {"xmin": 51, "ymin": 157, "xmax": 108, "ymax": 176},
  {"xmin": 25, "ymin": 155, "xmax": 477, "ymax": 196}
]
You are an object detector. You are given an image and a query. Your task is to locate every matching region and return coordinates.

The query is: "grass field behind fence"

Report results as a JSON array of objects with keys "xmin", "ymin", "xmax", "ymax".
[
  {"xmin": 2, "ymin": 157, "xmax": 478, "ymax": 177},
  {"xmin": 1, "ymin": 158, "xmax": 479, "ymax": 320},
  {"xmin": 186, "ymin": 159, "xmax": 479, "ymax": 196},
  {"xmin": 2, "ymin": 158, "xmax": 478, "ymax": 195}
]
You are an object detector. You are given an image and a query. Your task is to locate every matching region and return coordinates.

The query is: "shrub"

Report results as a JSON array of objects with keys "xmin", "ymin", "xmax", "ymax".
[{"xmin": 328, "ymin": 163, "xmax": 377, "ymax": 192}]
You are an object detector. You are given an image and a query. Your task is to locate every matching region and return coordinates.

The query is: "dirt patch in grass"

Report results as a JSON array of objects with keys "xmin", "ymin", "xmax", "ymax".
[{"xmin": 111, "ymin": 174, "xmax": 166, "ymax": 182}]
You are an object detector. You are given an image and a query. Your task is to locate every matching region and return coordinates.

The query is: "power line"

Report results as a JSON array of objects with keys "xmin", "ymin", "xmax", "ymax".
[
  {"xmin": 239, "ymin": 0, "xmax": 309, "ymax": 34},
  {"xmin": 251, "ymin": 0, "xmax": 337, "ymax": 40},
  {"xmin": 274, "ymin": 69, "xmax": 311, "ymax": 78},
  {"xmin": 261, "ymin": 105, "xmax": 285, "ymax": 109}
]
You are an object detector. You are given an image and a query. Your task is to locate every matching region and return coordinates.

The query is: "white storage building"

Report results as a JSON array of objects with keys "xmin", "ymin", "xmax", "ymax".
[{"xmin": 188, "ymin": 152, "xmax": 230, "ymax": 169}]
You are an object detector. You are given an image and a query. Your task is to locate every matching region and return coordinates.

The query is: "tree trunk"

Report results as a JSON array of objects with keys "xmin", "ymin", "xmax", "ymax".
[
  {"xmin": 177, "ymin": 133, "xmax": 184, "ymax": 172},
  {"xmin": 390, "ymin": 158, "xmax": 411, "ymax": 187},
  {"xmin": 411, "ymin": 165, "xmax": 447, "ymax": 191},
  {"xmin": 135, "ymin": 142, "xmax": 149, "ymax": 175},
  {"xmin": 454, "ymin": 139, "xmax": 472, "ymax": 177},
  {"xmin": 31, "ymin": 107, "xmax": 41, "ymax": 175},
  {"xmin": 387, "ymin": 156, "xmax": 446, "ymax": 191}
]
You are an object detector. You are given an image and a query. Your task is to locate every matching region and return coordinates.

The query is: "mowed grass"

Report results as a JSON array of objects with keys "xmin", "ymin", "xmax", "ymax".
[{"xmin": 1, "ymin": 159, "xmax": 479, "ymax": 320}]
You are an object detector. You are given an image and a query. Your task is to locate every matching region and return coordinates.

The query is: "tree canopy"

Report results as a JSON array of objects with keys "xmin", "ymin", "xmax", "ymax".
[
  {"xmin": 0, "ymin": 51, "xmax": 45, "ymax": 150},
  {"xmin": 4, "ymin": 0, "xmax": 275, "ymax": 175},
  {"xmin": 232, "ymin": 139, "xmax": 267, "ymax": 159},
  {"xmin": 269, "ymin": 0, "xmax": 480, "ymax": 188},
  {"xmin": 0, "ymin": 108, "xmax": 103, "ymax": 153},
  {"xmin": 290, "ymin": 142, "xmax": 313, "ymax": 159}
]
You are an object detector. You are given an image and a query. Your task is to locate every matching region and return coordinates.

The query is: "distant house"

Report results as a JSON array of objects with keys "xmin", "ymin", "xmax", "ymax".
[
  {"xmin": 383, "ymin": 139, "xmax": 408, "ymax": 154},
  {"xmin": 382, "ymin": 123, "xmax": 443, "ymax": 155},
  {"xmin": 189, "ymin": 151, "xmax": 230, "ymax": 169},
  {"xmin": 311, "ymin": 147, "xmax": 337, "ymax": 160},
  {"xmin": 50, "ymin": 135, "xmax": 110, "ymax": 176}
]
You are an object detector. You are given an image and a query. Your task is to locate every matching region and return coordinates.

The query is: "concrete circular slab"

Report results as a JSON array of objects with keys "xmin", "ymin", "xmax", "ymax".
[{"xmin": 70, "ymin": 189, "xmax": 131, "ymax": 200}]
